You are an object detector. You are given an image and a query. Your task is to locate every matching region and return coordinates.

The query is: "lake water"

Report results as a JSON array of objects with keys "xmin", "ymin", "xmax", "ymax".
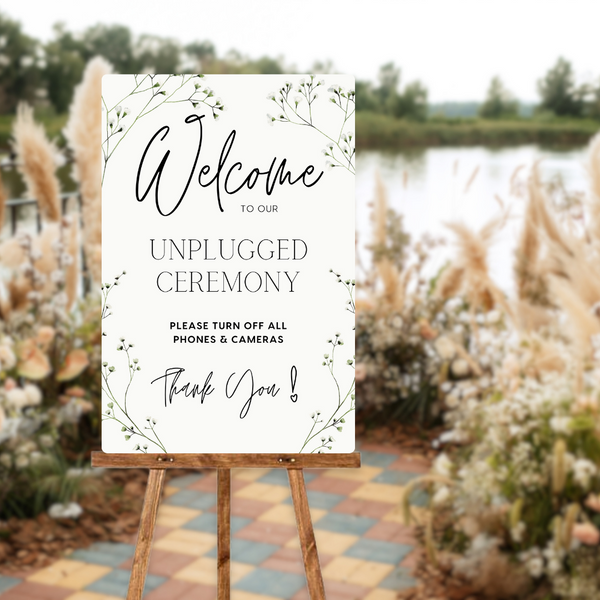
[
  {"xmin": 356, "ymin": 145, "xmax": 590, "ymax": 292},
  {"xmin": 1, "ymin": 144, "xmax": 592, "ymax": 293}
]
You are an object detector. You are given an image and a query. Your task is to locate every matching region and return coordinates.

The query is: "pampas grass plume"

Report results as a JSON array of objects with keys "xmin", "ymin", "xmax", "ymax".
[
  {"xmin": 12, "ymin": 104, "xmax": 61, "ymax": 223},
  {"xmin": 64, "ymin": 56, "xmax": 112, "ymax": 286}
]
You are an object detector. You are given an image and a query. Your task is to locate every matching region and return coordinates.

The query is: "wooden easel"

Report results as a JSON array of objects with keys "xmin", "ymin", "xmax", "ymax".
[{"xmin": 92, "ymin": 452, "xmax": 361, "ymax": 600}]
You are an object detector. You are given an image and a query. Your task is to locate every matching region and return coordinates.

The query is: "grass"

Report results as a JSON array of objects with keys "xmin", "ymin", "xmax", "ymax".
[
  {"xmin": 0, "ymin": 113, "xmax": 68, "ymax": 151},
  {"xmin": 356, "ymin": 112, "xmax": 600, "ymax": 149},
  {"xmin": 0, "ymin": 111, "xmax": 598, "ymax": 152}
]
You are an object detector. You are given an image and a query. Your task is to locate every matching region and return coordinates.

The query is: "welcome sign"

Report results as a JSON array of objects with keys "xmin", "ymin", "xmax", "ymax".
[{"xmin": 101, "ymin": 74, "xmax": 355, "ymax": 453}]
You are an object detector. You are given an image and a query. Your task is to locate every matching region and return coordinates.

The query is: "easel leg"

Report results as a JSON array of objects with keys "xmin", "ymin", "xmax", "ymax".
[
  {"xmin": 127, "ymin": 469, "xmax": 165, "ymax": 600},
  {"xmin": 288, "ymin": 469, "xmax": 326, "ymax": 600},
  {"xmin": 217, "ymin": 468, "xmax": 231, "ymax": 600}
]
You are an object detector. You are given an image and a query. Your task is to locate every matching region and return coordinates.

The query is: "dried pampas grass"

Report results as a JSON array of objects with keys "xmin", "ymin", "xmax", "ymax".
[
  {"xmin": 0, "ymin": 170, "xmax": 7, "ymax": 233},
  {"xmin": 64, "ymin": 56, "xmax": 112, "ymax": 286},
  {"xmin": 370, "ymin": 172, "xmax": 405, "ymax": 313},
  {"xmin": 12, "ymin": 104, "xmax": 61, "ymax": 223},
  {"xmin": 587, "ymin": 132, "xmax": 600, "ymax": 243},
  {"xmin": 437, "ymin": 215, "xmax": 512, "ymax": 317},
  {"xmin": 65, "ymin": 218, "xmax": 80, "ymax": 309}
]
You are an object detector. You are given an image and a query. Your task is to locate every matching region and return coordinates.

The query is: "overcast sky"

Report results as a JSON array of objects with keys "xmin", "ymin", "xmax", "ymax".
[{"xmin": 6, "ymin": 0, "xmax": 600, "ymax": 103}]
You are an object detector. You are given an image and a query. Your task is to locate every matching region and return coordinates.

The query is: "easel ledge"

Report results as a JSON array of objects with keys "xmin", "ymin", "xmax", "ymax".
[
  {"xmin": 91, "ymin": 452, "xmax": 361, "ymax": 469},
  {"xmin": 91, "ymin": 451, "xmax": 361, "ymax": 600}
]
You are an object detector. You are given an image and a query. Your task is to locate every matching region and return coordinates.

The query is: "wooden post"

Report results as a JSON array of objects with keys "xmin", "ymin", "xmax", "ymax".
[
  {"xmin": 288, "ymin": 468, "xmax": 326, "ymax": 600},
  {"xmin": 127, "ymin": 469, "xmax": 165, "ymax": 600},
  {"xmin": 92, "ymin": 452, "xmax": 360, "ymax": 600},
  {"xmin": 217, "ymin": 468, "xmax": 231, "ymax": 600}
]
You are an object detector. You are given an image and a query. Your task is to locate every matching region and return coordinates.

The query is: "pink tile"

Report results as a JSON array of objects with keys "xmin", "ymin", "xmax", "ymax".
[
  {"xmin": 235, "ymin": 521, "xmax": 297, "ymax": 545},
  {"xmin": 400, "ymin": 549, "xmax": 422, "ymax": 569},
  {"xmin": 0, "ymin": 567, "xmax": 41, "ymax": 579},
  {"xmin": 307, "ymin": 476, "xmax": 362, "ymax": 495},
  {"xmin": 292, "ymin": 580, "xmax": 370, "ymax": 600},
  {"xmin": 332, "ymin": 498, "xmax": 395, "ymax": 519},
  {"xmin": 190, "ymin": 475, "xmax": 249, "ymax": 494},
  {"xmin": 216, "ymin": 498, "xmax": 273, "ymax": 518},
  {"xmin": 144, "ymin": 579, "xmax": 199, "ymax": 600},
  {"xmin": 120, "ymin": 548, "xmax": 198, "ymax": 576},
  {"xmin": 323, "ymin": 580, "xmax": 371, "ymax": 600},
  {"xmin": 364, "ymin": 521, "xmax": 417, "ymax": 545},
  {"xmin": 178, "ymin": 583, "xmax": 217, "ymax": 600},
  {"xmin": 0, "ymin": 582, "xmax": 72, "ymax": 600},
  {"xmin": 387, "ymin": 456, "xmax": 430, "ymax": 474},
  {"xmin": 152, "ymin": 524, "xmax": 175, "ymax": 541},
  {"xmin": 189, "ymin": 473, "xmax": 217, "ymax": 492},
  {"xmin": 260, "ymin": 547, "xmax": 306, "ymax": 574}
]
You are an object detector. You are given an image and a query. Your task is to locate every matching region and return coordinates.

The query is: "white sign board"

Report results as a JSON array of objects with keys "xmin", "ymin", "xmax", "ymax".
[{"xmin": 101, "ymin": 74, "xmax": 355, "ymax": 453}]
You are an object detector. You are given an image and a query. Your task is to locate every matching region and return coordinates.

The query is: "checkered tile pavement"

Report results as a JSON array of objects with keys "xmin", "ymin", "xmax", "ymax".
[{"xmin": 0, "ymin": 444, "xmax": 429, "ymax": 600}]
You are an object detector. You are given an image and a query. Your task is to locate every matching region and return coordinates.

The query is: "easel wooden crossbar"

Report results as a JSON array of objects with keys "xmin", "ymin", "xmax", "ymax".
[{"xmin": 91, "ymin": 452, "xmax": 361, "ymax": 600}]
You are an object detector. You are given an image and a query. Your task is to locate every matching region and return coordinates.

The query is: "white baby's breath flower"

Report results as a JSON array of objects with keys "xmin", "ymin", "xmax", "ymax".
[
  {"xmin": 573, "ymin": 458, "xmax": 597, "ymax": 489},
  {"xmin": 15, "ymin": 454, "xmax": 29, "ymax": 469},
  {"xmin": 432, "ymin": 485, "xmax": 451, "ymax": 505},
  {"xmin": 0, "ymin": 452, "xmax": 12, "ymax": 469},
  {"xmin": 23, "ymin": 384, "xmax": 42, "ymax": 407},
  {"xmin": 433, "ymin": 453, "xmax": 453, "ymax": 478},
  {"xmin": 48, "ymin": 502, "xmax": 83, "ymax": 519},
  {"xmin": 0, "ymin": 346, "xmax": 16, "ymax": 370},
  {"xmin": 434, "ymin": 336, "xmax": 455, "ymax": 360},
  {"xmin": 6, "ymin": 388, "xmax": 29, "ymax": 410},
  {"xmin": 549, "ymin": 416, "xmax": 571, "ymax": 434}
]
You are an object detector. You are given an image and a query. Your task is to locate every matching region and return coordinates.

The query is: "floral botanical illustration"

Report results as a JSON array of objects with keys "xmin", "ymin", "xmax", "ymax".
[
  {"xmin": 301, "ymin": 271, "xmax": 355, "ymax": 453},
  {"xmin": 267, "ymin": 75, "xmax": 355, "ymax": 174},
  {"xmin": 102, "ymin": 74, "xmax": 225, "ymax": 183},
  {"xmin": 101, "ymin": 272, "xmax": 166, "ymax": 453}
]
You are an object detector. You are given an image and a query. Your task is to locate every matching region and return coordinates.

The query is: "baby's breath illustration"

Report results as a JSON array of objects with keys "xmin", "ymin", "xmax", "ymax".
[
  {"xmin": 101, "ymin": 272, "xmax": 167, "ymax": 453},
  {"xmin": 267, "ymin": 75, "xmax": 355, "ymax": 174},
  {"xmin": 102, "ymin": 74, "xmax": 225, "ymax": 184},
  {"xmin": 301, "ymin": 271, "xmax": 355, "ymax": 453}
]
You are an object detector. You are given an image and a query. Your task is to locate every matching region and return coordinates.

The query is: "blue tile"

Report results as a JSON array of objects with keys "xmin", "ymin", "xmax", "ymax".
[
  {"xmin": 89, "ymin": 542, "xmax": 136, "ymax": 557},
  {"xmin": 315, "ymin": 512, "xmax": 378, "ymax": 536},
  {"xmin": 258, "ymin": 470, "xmax": 317, "ymax": 486},
  {"xmin": 183, "ymin": 512, "xmax": 251, "ymax": 534},
  {"xmin": 379, "ymin": 566, "xmax": 417, "ymax": 590},
  {"xmin": 345, "ymin": 539, "xmax": 413, "ymax": 564},
  {"xmin": 70, "ymin": 542, "xmax": 135, "ymax": 567},
  {"xmin": 70, "ymin": 549, "xmax": 127, "ymax": 567},
  {"xmin": 373, "ymin": 470, "xmax": 421, "ymax": 485},
  {"xmin": 359, "ymin": 451, "xmax": 398, "ymax": 468},
  {"xmin": 284, "ymin": 490, "xmax": 344, "ymax": 510},
  {"xmin": 409, "ymin": 488, "xmax": 429, "ymax": 507},
  {"xmin": 0, "ymin": 576, "xmax": 21, "ymax": 593},
  {"xmin": 234, "ymin": 568, "xmax": 306, "ymax": 597},
  {"xmin": 86, "ymin": 568, "xmax": 166, "ymax": 597},
  {"xmin": 206, "ymin": 539, "xmax": 279, "ymax": 565},
  {"xmin": 164, "ymin": 489, "xmax": 216, "ymax": 510},
  {"xmin": 167, "ymin": 473, "xmax": 203, "ymax": 488}
]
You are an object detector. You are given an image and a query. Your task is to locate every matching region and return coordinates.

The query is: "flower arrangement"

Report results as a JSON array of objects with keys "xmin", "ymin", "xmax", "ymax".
[
  {"xmin": 398, "ymin": 134, "xmax": 600, "ymax": 599},
  {"xmin": 0, "ymin": 61, "xmax": 107, "ymax": 519}
]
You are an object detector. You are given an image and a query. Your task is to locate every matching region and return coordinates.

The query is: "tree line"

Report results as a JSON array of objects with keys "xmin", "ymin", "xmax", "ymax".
[{"xmin": 0, "ymin": 11, "xmax": 599, "ymax": 121}]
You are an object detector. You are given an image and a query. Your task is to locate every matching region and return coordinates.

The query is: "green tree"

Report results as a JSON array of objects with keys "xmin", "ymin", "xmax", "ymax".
[
  {"xmin": 537, "ymin": 57, "xmax": 584, "ymax": 117},
  {"xmin": 82, "ymin": 24, "xmax": 139, "ymax": 73},
  {"xmin": 393, "ymin": 80, "xmax": 428, "ymax": 121},
  {"xmin": 479, "ymin": 76, "xmax": 518, "ymax": 119},
  {"xmin": 355, "ymin": 80, "xmax": 379, "ymax": 112},
  {"xmin": 374, "ymin": 62, "xmax": 401, "ymax": 113},
  {"xmin": 184, "ymin": 41, "xmax": 216, "ymax": 72},
  {"xmin": 44, "ymin": 24, "xmax": 86, "ymax": 113},
  {"xmin": 0, "ymin": 11, "xmax": 43, "ymax": 112},
  {"xmin": 242, "ymin": 56, "xmax": 283, "ymax": 75},
  {"xmin": 587, "ymin": 83, "xmax": 600, "ymax": 119},
  {"xmin": 136, "ymin": 35, "xmax": 180, "ymax": 73}
]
